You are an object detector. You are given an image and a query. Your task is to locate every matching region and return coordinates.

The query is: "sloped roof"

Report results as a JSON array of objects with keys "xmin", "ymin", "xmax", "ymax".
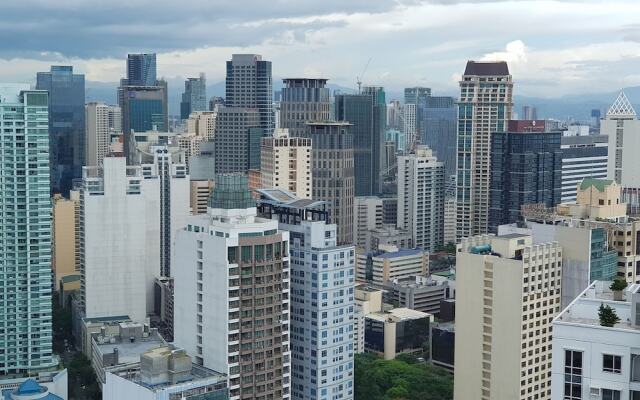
[
  {"xmin": 464, "ymin": 61, "xmax": 510, "ymax": 76},
  {"xmin": 580, "ymin": 178, "xmax": 613, "ymax": 192},
  {"xmin": 607, "ymin": 90, "xmax": 636, "ymax": 117},
  {"xmin": 16, "ymin": 380, "xmax": 41, "ymax": 394}
]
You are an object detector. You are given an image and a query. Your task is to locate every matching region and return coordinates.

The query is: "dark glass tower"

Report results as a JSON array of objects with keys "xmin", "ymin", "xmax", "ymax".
[
  {"xmin": 180, "ymin": 73, "xmax": 207, "ymax": 120},
  {"xmin": 335, "ymin": 86, "xmax": 386, "ymax": 196},
  {"xmin": 126, "ymin": 53, "xmax": 157, "ymax": 86},
  {"xmin": 36, "ymin": 65, "xmax": 85, "ymax": 195},
  {"xmin": 489, "ymin": 130, "xmax": 563, "ymax": 232},
  {"xmin": 419, "ymin": 96, "xmax": 457, "ymax": 179}
]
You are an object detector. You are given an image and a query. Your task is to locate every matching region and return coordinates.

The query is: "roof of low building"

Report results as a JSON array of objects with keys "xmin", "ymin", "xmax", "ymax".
[{"xmin": 580, "ymin": 178, "xmax": 614, "ymax": 192}]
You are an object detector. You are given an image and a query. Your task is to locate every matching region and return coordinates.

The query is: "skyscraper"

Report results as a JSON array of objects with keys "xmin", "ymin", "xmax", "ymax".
[
  {"xmin": 180, "ymin": 73, "xmax": 207, "ymax": 120},
  {"xmin": 404, "ymin": 87, "xmax": 430, "ymax": 150},
  {"xmin": 420, "ymin": 96, "xmax": 457, "ymax": 178},
  {"xmin": 214, "ymin": 107, "xmax": 262, "ymax": 174},
  {"xmin": 260, "ymin": 128, "xmax": 312, "ymax": 198},
  {"xmin": 85, "ymin": 102, "xmax": 121, "ymax": 167},
  {"xmin": 397, "ymin": 146, "xmax": 445, "ymax": 252},
  {"xmin": 0, "ymin": 84, "xmax": 57, "ymax": 374},
  {"xmin": 521, "ymin": 105, "xmax": 537, "ymax": 120},
  {"xmin": 173, "ymin": 174, "xmax": 291, "ymax": 400},
  {"xmin": 560, "ymin": 134, "xmax": 609, "ymax": 203},
  {"xmin": 335, "ymin": 86, "xmax": 386, "ymax": 196},
  {"xmin": 456, "ymin": 61, "xmax": 513, "ymax": 239},
  {"xmin": 488, "ymin": 130, "xmax": 562, "ymax": 232},
  {"xmin": 279, "ymin": 78, "xmax": 331, "ymax": 138},
  {"xmin": 126, "ymin": 53, "xmax": 157, "ymax": 86},
  {"xmin": 226, "ymin": 54, "xmax": 274, "ymax": 135},
  {"xmin": 36, "ymin": 65, "xmax": 85, "ymax": 195},
  {"xmin": 256, "ymin": 189, "xmax": 356, "ymax": 400},
  {"xmin": 307, "ymin": 121, "xmax": 355, "ymax": 245}
]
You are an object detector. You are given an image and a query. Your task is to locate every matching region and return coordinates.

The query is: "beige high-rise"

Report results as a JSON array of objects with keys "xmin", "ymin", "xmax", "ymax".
[
  {"xmin": 52, "ymin": 192, "xmax": 80, "ymax": 290},
  {"xmin": 85, "ymin": 102, "xmax": 121, "ymax": 166},
  {"xmin": 260, "ymin": 128, "xmax": 312, "ymax": 198},
  {"xmin": 456, "ymin": 61, "xmax": 513, "ymax": 239},
  {"xmin": 455, "ymin": 233, "xmax": 562, "ymax": 400}
]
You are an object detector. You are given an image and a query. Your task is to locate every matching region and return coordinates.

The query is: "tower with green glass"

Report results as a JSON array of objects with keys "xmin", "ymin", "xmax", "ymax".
[{"xmin": 0, "ymin": 84, "xmax": 56, "ymax": 375}]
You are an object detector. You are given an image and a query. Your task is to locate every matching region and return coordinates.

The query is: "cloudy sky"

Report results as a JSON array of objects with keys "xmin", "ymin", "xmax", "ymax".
[{"xmin": 1, "ymin": 0, "xmax": 639, "ymax": 97}]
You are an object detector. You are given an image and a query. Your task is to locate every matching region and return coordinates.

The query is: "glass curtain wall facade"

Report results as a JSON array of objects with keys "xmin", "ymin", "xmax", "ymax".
[{"xmin": 419, "ymin": 96, "xmax": 457, "ymax": 179}]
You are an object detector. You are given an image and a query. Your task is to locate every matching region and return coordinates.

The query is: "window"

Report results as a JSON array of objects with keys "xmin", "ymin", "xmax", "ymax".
[
  {"xmin": 602, "ymin": 389, "xmax": 621, "ymax": 400},
  {"xmin": 564, "ymin": 350, "xmax": 582, "ymax": 400},
  {"xmin": 603, "ymin": 354, "xmax": 622, "ymax": 374}
]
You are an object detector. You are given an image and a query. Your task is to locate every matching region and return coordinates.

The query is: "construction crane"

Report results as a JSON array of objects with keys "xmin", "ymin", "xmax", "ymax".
[{"xmin": 356, "ymin": 58, "xmax": 372, "ymax": 94}]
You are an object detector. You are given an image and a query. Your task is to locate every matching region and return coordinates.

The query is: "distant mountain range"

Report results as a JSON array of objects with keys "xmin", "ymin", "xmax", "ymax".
[{"xmin": 86, "ymin": 79, "xmax": 640, "ymax": 123}]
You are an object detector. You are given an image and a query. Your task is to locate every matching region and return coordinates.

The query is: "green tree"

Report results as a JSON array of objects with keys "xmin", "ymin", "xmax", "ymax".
[{"xmin": 598, "ymin": 303, "xmax": 620, "ymax": 327}]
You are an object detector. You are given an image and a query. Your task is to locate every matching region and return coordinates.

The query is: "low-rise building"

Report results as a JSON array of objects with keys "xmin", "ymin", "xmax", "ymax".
[
  {"xmin": 0, "ymin": 370, "xmax": 68, "ymax": 400},
  {"xmin": 551, "ymin": 281, "xmax": 640, "ymax": 400},
  {"xmin": 354, "ymin": 285, "xmax": 385, "ymax": 355},
  {"xmin": 381, "ymin": 275, "xmax": 451, "ymax": 315},
  {"xmin": 364, "ymin": 308, "xmax": 432, "ymax": 360},
  {"xmin": 369, "ymin": 226, "xmax": 412, "ymax": 251},
  {"xmin": 356, "ymin": 246, "xmax": 428, "ymax": 284},
  {"xmin": 431, "ymin": 323, "xmax": 455, "ymax": 372}
]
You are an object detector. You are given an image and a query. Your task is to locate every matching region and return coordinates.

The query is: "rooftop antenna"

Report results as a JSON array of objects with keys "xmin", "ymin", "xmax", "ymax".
[{"xmin": 356, "ymin": 58, "xmax": 372, "ymax": 94}]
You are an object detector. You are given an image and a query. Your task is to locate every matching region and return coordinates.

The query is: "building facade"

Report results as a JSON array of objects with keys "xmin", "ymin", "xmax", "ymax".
[
  {"xmin": 180, "ymin": 73, "xmax": 208, "ymax": 120},
  {"xmin": 52, "ymin": 193, "xmax": 79, "ymax": 291},
  {"xmin": 173, "ymin": 175, "xmax": 291, "ymax": 400},
  {"xmin": 456, "ymin": 61, "xmax": 513, "ymax": 238},
  {"xmin": 120, "ymin": 84, "xmax": 169, "ymax": 161},
  {"xmin": 419, "ymin": 95, "xmax": 457, "ymax": 179},
  {"xmin": 36, "ymin": 65, "xmax": 85, "ymax": 195},
  {"xmin": 353, "ymin": 197, "xmax": 384, "ymax": 249},
  {"xmin": 214, "ymin": 107, "xmax": 262, "ymax": 174},
  {"xmin": 397, "ymin": 146, "xmax": 445, "ymax": 252},
  {"xmin": 125, "ymin": 53, "xmax": 157, "ymax": 86},
  {"xmin": 455, "ymin": 233, "xmax": 562, "ymax": 400},
  {"xmin": 279, "ymin": 78, "xmax": 331, "ymax": 138},
  {"xmin": 0, "ymin": 84, "xmax": 58, "ymax": 374},
  {"xmin": 489, "ymin": 130, "xmax": 562, "ymax": 232},
  {"xmin": 260, "ymin": 129, "xmax": 312, "ymax": 198},
  {"xmin": 356, "ymin": 247, "xmax": 428, "ymax": 285},
  {"xmin": 560, "ymin": 134, "xmax": 609, "ymax": 203},
  {"xmin": 225, "ymin": 54, "xmax": 274, "ymax": 135},
  {"xmin": 85, "ymin": 102, "xmax": 121, "ymax": 167},
  {"xmin": 307, "ymin": 122, "xmax": 355, "ymax": 245}
]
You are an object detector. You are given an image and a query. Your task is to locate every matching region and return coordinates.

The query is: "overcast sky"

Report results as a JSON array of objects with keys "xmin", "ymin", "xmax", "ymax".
[{"xmin": 1, "ymin": 0, "xmax": 639, "ymax": 97}]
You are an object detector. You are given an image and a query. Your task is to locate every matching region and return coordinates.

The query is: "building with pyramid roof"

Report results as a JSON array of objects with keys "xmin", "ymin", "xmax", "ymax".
[{"xmin": 603, "ymin": 90, "xmax": 640, "ymax": 215}]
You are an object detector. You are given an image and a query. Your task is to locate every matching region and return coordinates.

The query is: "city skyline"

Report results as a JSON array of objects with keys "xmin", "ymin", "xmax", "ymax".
[{"xmin": 0, "ymin": 1, "xmax": 640, "ymax": 98}]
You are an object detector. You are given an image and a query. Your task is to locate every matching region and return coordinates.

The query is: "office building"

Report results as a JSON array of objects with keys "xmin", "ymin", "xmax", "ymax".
[
  {"xmin": 397, "ymin": 146, "xmax": 445, "ymax": 252},
  {"xmin": 386, "ymin": 100, "xmax": 403, "ymax": 131},
  {"xmin": 225, "ymin": 54, "xmax": 273, "ymax": 135},
  {"xmin": 457, "ymin": 61, "xmax": 513, "ymax": 238},
  {"xmin": 214, "ymin": 107, "xmax": 262, "ymax": 174},
  {"xmin": 279, "ymin": 78, "xmax": 331, "ymax": 138},
  {"xmin": 210, "ymin": 96, "xmax": 225, "ymax": 111},
  {"xmin": 369, "ymin": 226, "xmax": 412, "ymax": 251},
  {"xmin": 430, "ymin": 323, "xmax": 455, "ymax": 372},
  {"xmin": 104, "ymin": 346, "xmax": 228, "ymax": 400},
  {"xmin": 561, "ymin": 134, "xmax": 609, "ymax": 202},
  {"xmin": 354, "ymin": 285, "xmax": 383, "ymax": 354},
  {"xmin": 335, "ymin": 86, "xmax": 386, "ymax": 196},
  {"xmin": 306, "ymin": 121, "xmax": 355, "ymax": 245},
  {"xmin": 190, "ymin": 180, "xmax": 215, "ymax": 215},
  {"xmin": 120, "ymin": 83, "xmax": 169, "ymax": 160},
  {"xmin": 173, "ymin": 174, "xmax": 291, "ymax": 400},
  {"xmin": 521, "ymin": 105, "xmax": 538, "ymax": 120},
  {"xmin": 180, "ymin": 73, "xmax": 207, "ymax": 120},
  {"xmin": 551, "ymin": 281, "xmax": 640, "ymax": 400},
  {"xmin": 260, "ymin": 128, "xmax": 312, "ymax": 198},
  {"xmin": 488, "ymin": 129, "xmax": 562, "ymax": 232},
  {"xmin": 126, "ymin": 53, "xmax": 157, "ymax": 86},
  {"xmin": 52, "ymin": 193, "xmax": 79, "ymax": 291},
  {"xmin": 365, "ymin": 308, "xmax": 431, "ymax": 361},
  {"xmin": 420, "ymin": 96, "xmax": 457, "ymax": 178},
  {"xmin": 36, "ymin": 66, "xmax": 85, "ymax": 195},
  {"xmin": 381, "ymin": 275, "xmax": 451, "ymax": 315},
  {"xmin": 0, "ymin": 84, "xmax": 58, "ymax": 375},
  {"xmin": 186, "ymin": 111, "xmax": 217, "ymax": 140},
  {"xmin": 455, "ymin": 232, "xmax": 562, "ymax": 400},
  {"xmin": 444, "ymin": 197, "xmax": 456, "ymax": 245},
  {"xmin": 85, "ymin": 102, "xmax": 121, "ymax": 167},
  {"xmin": 404, "ymin": 87, "xmax": 430, "ymax": 150},
  {"xmin": 256, "ymin": 189, "xmax": 355, "ymax": 400},
  {"xmin": 353, "ymin": 196, "xmax": 384, "ymax": 249},
  {"xmin": 591, "ymin": 108, "xmax": 602, "ymax": 129},
  {"xmin": 404, "ymin": 87, "xmax": 431, "ymax": 106},
  {"xmin": 356, "ymin": 247, "xmax": 428, "ymax": 284},
  {"xmin": 603, "ymin": 90, "xmax": 640, "ymax": 213}
]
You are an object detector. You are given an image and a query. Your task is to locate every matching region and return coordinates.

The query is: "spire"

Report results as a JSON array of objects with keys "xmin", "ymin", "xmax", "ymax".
[{"xmin": 607, "ymin": 90, "xmax": 636, "ymax": 118}]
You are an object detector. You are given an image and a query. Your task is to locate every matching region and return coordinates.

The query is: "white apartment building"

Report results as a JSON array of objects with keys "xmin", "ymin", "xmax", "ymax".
[
  {"xmin": 85, "ymin": 102, "xmax": 121, "ymax": 167},
  {"xmin": 173, "ymin": 175, "xmax": 291, "ymax": 400},
  {"xmin": 353, "ymin": 196, "xmax": 383, "ymax": 249},
  {"xmin": 397, "ymin": 145, "xmax": 445, "ymax": 252},
  {"xmin": 455, "ymin": 232, "xmax": 562, "ymax": 400},
  {"xmin": 552, "ymin": 281, "xmax": 640, "ymax": 400},
  {"xmin": 79, "ymin": 157, "xmax": 160, "ymax": 323},
  {"xmin": 260, "ymin": 128, "xmax": 312, "ymax": 199}
]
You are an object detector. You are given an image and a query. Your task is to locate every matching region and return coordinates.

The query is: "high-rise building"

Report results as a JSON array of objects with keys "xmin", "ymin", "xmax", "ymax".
[
  {"xmin": 353, "ymin": 197, "xmax": 384, "ymax": 249},
  {"xmin": 335, "ymin": 86, "xmax": 386, "ymax": 196},
  {"xmin": 256, "ymin": 189, "xmax": 356, "ymax": 400},
  {"xmin": 52, "ymin": 193, "xmax": 79, "ymax": 291},
  {"xmin": 85, "ymin": 102, "xmax": 121, "ymax": 167},
  {"xmin": 521, "ymin": 105, "xmax": 538, "ymax": 120},
  {"xmin": 279, "ymin": 78, "xmax": 331, "ymax": 138},
  {"xmin": 488, "ymin": 130, "xmax": 562, "ymax": 232},
  {"xmin": 603, "ymin": 90, "xmax": 640, "ymax": 213},
  {"xmin": 420, "ymin": 96, "xmax": 457, "ymax": 178},
  {"xmin": 126, "ymin": 53, "xmax": 157, "ymax": 86},
  {"xmin": 456, "ymin": 61, "xmax": 513, "ymax": 238},
  {"xmin": 404, "ymin": 87, "xmax": 431, "ymax": 106},
  {"xmin": 397, "ymin": 146, "xmax": 445, "ymax": 252},
  {"xmin": 226, "ymin": 54, "xmax": 274, "ymax": 135},
  {"xmin": 454, "ymin": 233, "xmax": 562, "ymax": 400},
  {"xmin": 36, "ymin": 65, "xmax": 85, "ymax": 195},
  {"xmin": 0, "ymin": 84, "xmax": 58, "ymax": 374},
  {"xmin": 180, "ymin": 73, "xmax": 207, "ymax": 120},
  {"xmin": 260, "ymin": 128, "xmax": 312, "ymax": 198},
  {"xmin": 551, "ymin": 281, "xmax": 640, "ymax": 400},
  {"xmin": 214, "ymin": 107, "xmax": 262, "ymax": 174},
  {"xmin": 186, "ymin": 111, "xmax": 217, "ymax": 141},
  {"xmin": 307, "ymin": 121, "xmax": 355, "ymax": 245},
  {"xmin": 209, "ymin": 96, "xmax": 225, "ymax": 111},
  {"xmin": 173, "ymin": 174, "xmax": 291, "ymax": 400},
  {"xmin": 560, "ymin": 134, "xmax": 609, "ymax": 202},
  {"xmin": 386, "ymin": 100, "xmax": 403, "ymax": 131},
  {"xmin": 404, "ymin": 87, "xmax": 430, "ymax": 150}
]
